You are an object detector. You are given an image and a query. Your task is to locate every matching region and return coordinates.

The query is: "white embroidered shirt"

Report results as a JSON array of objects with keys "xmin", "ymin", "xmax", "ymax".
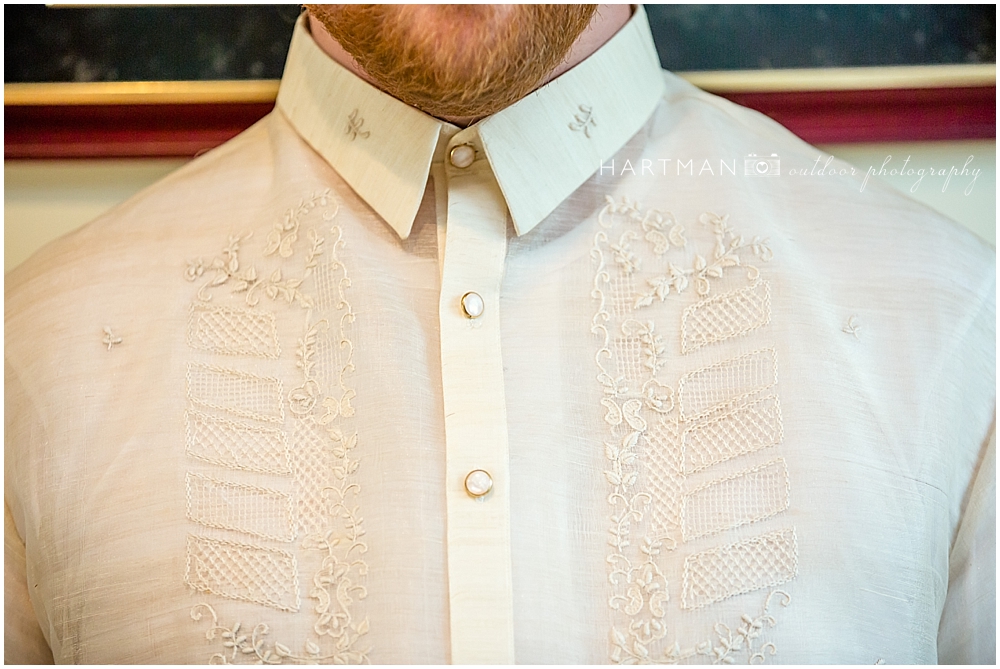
[{"xmin": 5, "ymin": 7, "xmax": 995, "ymax": 665}]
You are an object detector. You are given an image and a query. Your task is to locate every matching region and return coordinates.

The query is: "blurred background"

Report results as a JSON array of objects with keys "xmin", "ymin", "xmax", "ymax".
[{"xmin": 5, "ymin": 4, "xmax": 996, "ymax": 270}]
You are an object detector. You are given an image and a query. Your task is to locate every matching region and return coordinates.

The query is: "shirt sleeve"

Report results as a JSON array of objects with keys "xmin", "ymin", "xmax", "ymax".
[
  {"xmin": 937, "ymin": 427, "xmax": 996, "ymax": 664},
  {"xmin": 5, "ymin": 500, "xmax": 54, "ymax": 664}
]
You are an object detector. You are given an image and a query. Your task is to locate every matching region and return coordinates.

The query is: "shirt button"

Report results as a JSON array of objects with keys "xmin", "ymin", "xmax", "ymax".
[
  {"xmin": 464, "ymin": 469, "xmax": 493, "ymax": 498},
  {"xmin": 461, "ymin": 291, "xmax": 485, "ymax": 319},
  {"xmin": 450, "ymin": 144, "xmax": 475, "ymax": 169}
]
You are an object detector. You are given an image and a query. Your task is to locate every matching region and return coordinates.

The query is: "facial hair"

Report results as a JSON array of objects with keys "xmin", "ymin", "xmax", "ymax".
[{"xmin": 306, "ymin": 4, "xmax": 598, "ymax": 119}]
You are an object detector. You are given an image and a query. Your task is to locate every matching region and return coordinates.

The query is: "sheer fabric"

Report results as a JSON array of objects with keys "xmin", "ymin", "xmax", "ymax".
[{"xmin": 5, "ymin": 11, "xmax": 995, "ymax": 666}]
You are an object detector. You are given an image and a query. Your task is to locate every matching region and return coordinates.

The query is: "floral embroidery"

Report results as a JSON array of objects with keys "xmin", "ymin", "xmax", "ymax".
[
  {"xmin": 640, "ymin": 207, "xmax": 687, "ymax": 257},
  {"xmin": 345, "ymin": 109, "xmax": 370, "ymax": 141},
  {"xmin": 662, "ymin": 590, "xmax": 792, "ymax": 664},
  {"xmin": 297, "ymin": 223, "xmax": 370, "ymax": 662},
  {"xmin": 842, "ymin": 315, "xmax": 862, "ymax": 339},
  {"xmin": 623, "ymin": 319, "xmax": 668, "ymax": 377},
  {"xmin": 187, "ymin": 191, "xmax": 336, "ymax": 309},
  {"xmin": 102, "ymin": 326, "xmax": 122, "ymax": 351},
  {"xmin": 611, "ymin": 230, "xmax": 642, "ymax": 275},
  {"xmin": 299, "ymin": 450, "xmax": 370, "ymax": 661},
  {"xmin": 192, "ymin": 604, "xmax": 369, "ymax": 665},
  {"xmin": 186, "ymin": 257, "xmax": 207, "ymax": 281},
  {"xmin": 601, "ymin": 197, "xmax": 687, "ymax": 265},
  {"xmin": 632, "ymin": 209, "xmax": 773, "ymax": 309},
  {"xmin": 593, "ymin": 195, "xmax": 794, "ymax": 664},
  {"xmin": 595, "ymin": 223, "xmax": 673, "ymax": 661},
  {"xmin": 264, "ymin": 191, "xmax": 336, "ymax": 260},
  {"xmin": 608, "ymin": 589, "xmax": 792, "ymax": 665},
  {"xmin": 569, "ymin": 103, "xmax": 597, "ymax": 138},
  {"xmin": 186, "ymin": 192, "xmax": 369, "ymax": 663},
  {"xmin": 288, "ymin": 318, "xmax": 327, "ymax": 417},
  {"xmin": 186, "ymin": 232, "xmax": 246, "ymax": 300}
]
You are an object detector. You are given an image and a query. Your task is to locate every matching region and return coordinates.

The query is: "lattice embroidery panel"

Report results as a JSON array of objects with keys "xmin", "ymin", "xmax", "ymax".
[
  {"xmin": 682, "ymin": 394, "xmax": 783, "ymax": 474},
  {"xmin": 681, "ymin": 459, "xmax": 790, "ymax": 541},
  {"xmin": 681, "ymin": 280, "xmax": 771, "ymax": 354},
  {"xmin": 682, "ymin": 528, "xmax": 798, "ymax": 610},
  {"xmin": 185, "ymin": 534, "xmax": 301, "ymax": 612},
  {"xmin": 677, "ymin": 348, "xmax": 778, "ymax": 422},
  {"xmin": 184, "ymin": 410, "xmax": 291, "ymax": 475},
  {"xmin": 186, "ymin": 472, "xmax": 296, "ymax": 543},
  {"xmin": 181, "ymin": 191, "xmax": 371, "ymax": 662},
  {"xmin": 290, "ymin": 417, "xmax": 336, "ymax": 537},
  {"xmin": 187, "ymin": 304, "xmax": 281, "ymax": 359},
  {"xmin": 592, "ymin": 197, "xmax": 796, "ymax": 664},
  {"xmin": 186, "ymin": 362, "xmax": 285, "ymax": 424}
]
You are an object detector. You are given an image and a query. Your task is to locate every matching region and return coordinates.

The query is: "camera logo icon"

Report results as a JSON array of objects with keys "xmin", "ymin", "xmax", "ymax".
[{"xmin": 744, "ymin": 154, "xmax": 780, "ymax": 177}]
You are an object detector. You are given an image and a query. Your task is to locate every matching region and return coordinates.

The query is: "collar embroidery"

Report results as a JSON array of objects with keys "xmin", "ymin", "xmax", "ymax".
[{"xmin": 275, "ymin": 8, "xmax": 665, "ymax": 239}]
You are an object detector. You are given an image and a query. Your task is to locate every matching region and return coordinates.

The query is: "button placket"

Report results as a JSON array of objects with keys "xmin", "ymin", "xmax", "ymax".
[{"xmin": 438, "ymin": 137, "xmax": 515, "ymax": 663}]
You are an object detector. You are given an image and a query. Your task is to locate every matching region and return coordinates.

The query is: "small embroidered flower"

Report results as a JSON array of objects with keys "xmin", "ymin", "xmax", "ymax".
[
  {"xmin": 102, "ymin": 326, "xmax": 122, "ymax": 351},
  {"xmin": 610, "ymin": 231, "xmax": 640, "ymax": 274},
  {"xmin": 184, "ymin": 258, "xmax": 205, "ymax": 281},
  {"xmin": 640, "ymin": 209, "xmax": 686, "ymax": 255},
  {"xmin": 191, "ymin": 603, "xmax": 364, "ymax": 664},
  {"xmin": 641, "ymin": 379, "xmax": 674, "ymax": 414},
  {"xmin": 346, "ymin": 109, "xmax": 370, "ymax": 141},
  {"xmin": 626, "ymin": 209, "xmax": 771, "ymax": 307},
  {"xmin": 569, "ymin": 104, "xmax": 597, "ymax": 138},
  {"xmin": 288, "ymin": 386, "xmax": 317, "ymax": 416},
  {"xmin": 843, "ymin": 315, "xmax": 862, "ymax": 339}
]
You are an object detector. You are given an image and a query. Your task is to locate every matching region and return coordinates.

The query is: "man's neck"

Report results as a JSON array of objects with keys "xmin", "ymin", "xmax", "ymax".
[{"xmin": 306, "ymin": 4, "xmax": 632, "ymax": 127}]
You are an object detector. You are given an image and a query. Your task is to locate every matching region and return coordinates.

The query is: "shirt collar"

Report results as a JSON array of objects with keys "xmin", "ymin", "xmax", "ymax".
[{"xmin": 276, "ymin": 6, "xmax": 665, "ymax": 239}]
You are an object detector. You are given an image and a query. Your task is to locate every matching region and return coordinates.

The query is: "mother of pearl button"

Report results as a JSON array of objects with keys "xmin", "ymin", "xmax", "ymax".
[
  {"xmin": 449, "ymin": 144, "xmax": 476, "ymax": 169},
  {"xmin": 461, "ymin": 291, "xmax": 485, "ymax": 319},
  {"xmin": 464, "ymin": 469, "xmax": 493, "ymax": 498}
]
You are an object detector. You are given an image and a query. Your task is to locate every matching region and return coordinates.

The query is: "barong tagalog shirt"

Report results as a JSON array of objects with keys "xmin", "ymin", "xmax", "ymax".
[{"xmin": 5, "ymin": 7, "xmax": 995, "ymax": 665}]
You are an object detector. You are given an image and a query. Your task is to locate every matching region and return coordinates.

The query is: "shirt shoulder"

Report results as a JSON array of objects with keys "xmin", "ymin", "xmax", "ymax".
[
  {"xmin": 4, "ymin": 109, "xmax": 338, "ymax": 416},
  {"xmin": 642, "ymin": 68, "xmax": 994, "ymax": 298},
  {"xmin": 613, "ymin": 70, "xmax": 995, "ymax": 485},
  {"xmin": 6, "ymin": 111, "xmax": 321, "ymax": 306}
]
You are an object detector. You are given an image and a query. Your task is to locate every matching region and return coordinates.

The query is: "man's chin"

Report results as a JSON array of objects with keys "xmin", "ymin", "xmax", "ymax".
[{"xmin": 307, "ymin": 3, "xmax": 597, "ymax": 120}]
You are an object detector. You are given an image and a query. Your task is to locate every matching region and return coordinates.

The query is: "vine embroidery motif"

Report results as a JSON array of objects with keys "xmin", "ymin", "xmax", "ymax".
[
  {"xmin": 102, "ymin": 326, "xmax": 122, "ymax": 351},
  {"xmin": 593, "ymin": 196, "xmax": 794, "ymax": 664},
  {"xmin": 569, "ymin": 103, "xmax": 597, "ymax": 138},
  {"xmin": 589, "ymin": 194, "xmax": 775, "ymax": 309},
  {"xmin": 186, "ymin": 191, "xmax": 370, "ymax": 663},
  {"xmin": 345, "ymin": 109, "xmax": 370, "ymax": 141},
  {"xmin": 660, "ymin": 590, "xmax": 791, "ymax": 664},
  {"xmin": 842, "ymin": 315, "xmax": 862, "ymax": 339},
  {"xmin": 192, "ymin": 604, "xmax": 370, "ymax": 665},
  {"xmin": 296, "ymin": 224, "xmax": 370, "ymax": 662},
  {"xmin": 185, "ymin": 190, "xmax": 337, "ymax": 308}
]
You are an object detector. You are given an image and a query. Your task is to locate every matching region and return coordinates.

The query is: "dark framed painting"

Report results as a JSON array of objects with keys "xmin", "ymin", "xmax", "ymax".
[{"xmin": 5, "ymin": 4, "xmax": 996, "ymax": 158}]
